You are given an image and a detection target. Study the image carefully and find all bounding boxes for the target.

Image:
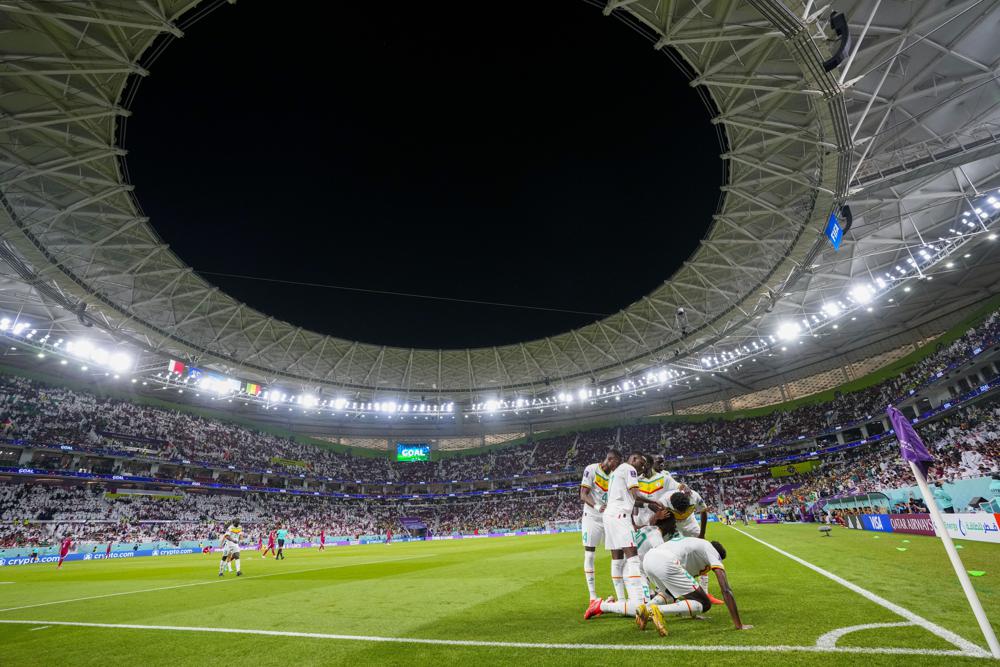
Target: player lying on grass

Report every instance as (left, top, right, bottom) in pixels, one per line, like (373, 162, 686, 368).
(585, 514, 751, 634)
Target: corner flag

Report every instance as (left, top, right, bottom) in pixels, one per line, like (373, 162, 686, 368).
(887, 405, 933, 477)
(887, 404, 1000, 658)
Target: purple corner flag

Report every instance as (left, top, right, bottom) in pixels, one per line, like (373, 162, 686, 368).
(887, 404, 933, 477)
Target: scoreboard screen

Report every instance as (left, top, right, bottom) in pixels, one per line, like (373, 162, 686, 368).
(396, 443, 431, 462)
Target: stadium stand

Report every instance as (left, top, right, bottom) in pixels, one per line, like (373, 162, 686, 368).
(2, 307, 1000, 555)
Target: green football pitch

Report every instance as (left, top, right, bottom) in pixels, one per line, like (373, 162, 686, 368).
(1, 523, 999, 665)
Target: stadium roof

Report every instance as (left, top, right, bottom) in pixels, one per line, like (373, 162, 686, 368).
(0, 0, 999, 420)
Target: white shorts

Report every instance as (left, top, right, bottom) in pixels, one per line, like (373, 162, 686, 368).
(603, 513, 636, 550)
(222, 542, 240, 557)
(635, 525, 664, 559)
(642, 547, 702, 600)
(678, 517, 701, 538)
(582, 514, 605, 549)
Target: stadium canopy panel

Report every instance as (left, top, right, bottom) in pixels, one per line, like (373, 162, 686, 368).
(0, 0, 998, 426)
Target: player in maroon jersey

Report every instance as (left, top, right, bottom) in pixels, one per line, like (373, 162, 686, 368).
(57, 536, 73, 569)
(319, 530, 326, 551)
(261, 529, 276, 558)
(105, 542, 112, 559)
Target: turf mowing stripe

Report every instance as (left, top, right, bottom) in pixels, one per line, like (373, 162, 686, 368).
(729, 526, 989, 657)
(0, 554, 429, 613)
(815, 622, 915, 648)
(0, 619, 986, 658)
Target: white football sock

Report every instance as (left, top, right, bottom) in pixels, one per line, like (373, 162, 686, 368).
(658, 599, 704, 617)
(610, 559, 626, 600)
(700, 574, 710, 593)
(624, 556, 645, 602)
(648, 591, 670, 606)
(235, 558, 241, 572)
(226, 561, 232, 572)
(584, 551, 597, 599)
(218, 560, 225, 574)
(599, 599, 635, 616)
(639, 563, 651, 600)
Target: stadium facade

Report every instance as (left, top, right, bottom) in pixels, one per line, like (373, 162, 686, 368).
(0, 0, 998, 438)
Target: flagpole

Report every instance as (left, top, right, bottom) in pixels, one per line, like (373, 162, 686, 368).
(908, 460, 1000, 658)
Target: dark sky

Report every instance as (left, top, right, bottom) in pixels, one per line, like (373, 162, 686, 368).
(125, 0, 720, 350)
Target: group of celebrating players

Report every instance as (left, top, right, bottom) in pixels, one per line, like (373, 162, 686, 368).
(217, 523, 293, 576)
(579, 450, 752, 635)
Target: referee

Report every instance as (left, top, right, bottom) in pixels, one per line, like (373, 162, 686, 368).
(275, 526, 289, 560)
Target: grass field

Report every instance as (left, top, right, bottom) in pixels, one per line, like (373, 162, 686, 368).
(2, 523, 999, 665)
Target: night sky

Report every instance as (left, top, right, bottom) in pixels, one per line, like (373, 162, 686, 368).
(125, 1, 720, 350)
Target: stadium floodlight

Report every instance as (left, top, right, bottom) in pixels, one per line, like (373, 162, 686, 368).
(0, 318, 9, 331)
(776, 321, 801, 341)
(484, 399, 498, 413)
(821, 302, 841, 317)
(11, 321, 29, 335)
(91, 347, 109, 366)
(302, 395, 319, 408)
(333, 397, 347, 410)
(109, 352, 132, 373)
(849, 283, 875, 304)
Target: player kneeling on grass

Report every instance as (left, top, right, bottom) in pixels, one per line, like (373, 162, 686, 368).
(218, 519, 243, 577)
(586, 516, 750, 634)
(634, 535, 751, 635)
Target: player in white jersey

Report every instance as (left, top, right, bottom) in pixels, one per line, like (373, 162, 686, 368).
(587, 521, 751, 634)
(218, 519, 243, 577)
(597, 452, 663, 615)
(633, 455, 682, 559)
(580, 450, 622, 601)
(638, 535, 751, 634)
(666, 489, 723, 604)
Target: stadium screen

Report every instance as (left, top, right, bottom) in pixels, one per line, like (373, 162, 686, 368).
(396, 443, 431, 462)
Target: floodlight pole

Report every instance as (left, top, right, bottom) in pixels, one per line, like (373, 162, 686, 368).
(908, 461, 1000, 658)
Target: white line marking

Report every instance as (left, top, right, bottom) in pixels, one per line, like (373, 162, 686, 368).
(27, 625, 49, 631)
(0, 555, 428, 613)
(0, 582, 13, 584)
(816, 622, 915, 648)
(729, 526, 989, 657)
(0, 619, 985, 657)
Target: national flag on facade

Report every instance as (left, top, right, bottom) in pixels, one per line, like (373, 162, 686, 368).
(887, 404, 933, 477)
(245, 382, 261, 396)
(167, 359, 185, 375)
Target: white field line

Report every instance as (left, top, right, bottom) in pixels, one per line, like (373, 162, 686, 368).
(27, 625, 49, 631)
(0, 554, 429, 613)
(815, 622, 914, 648)
(0, 619, 987, 658)
(729, 526, 989, 657)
